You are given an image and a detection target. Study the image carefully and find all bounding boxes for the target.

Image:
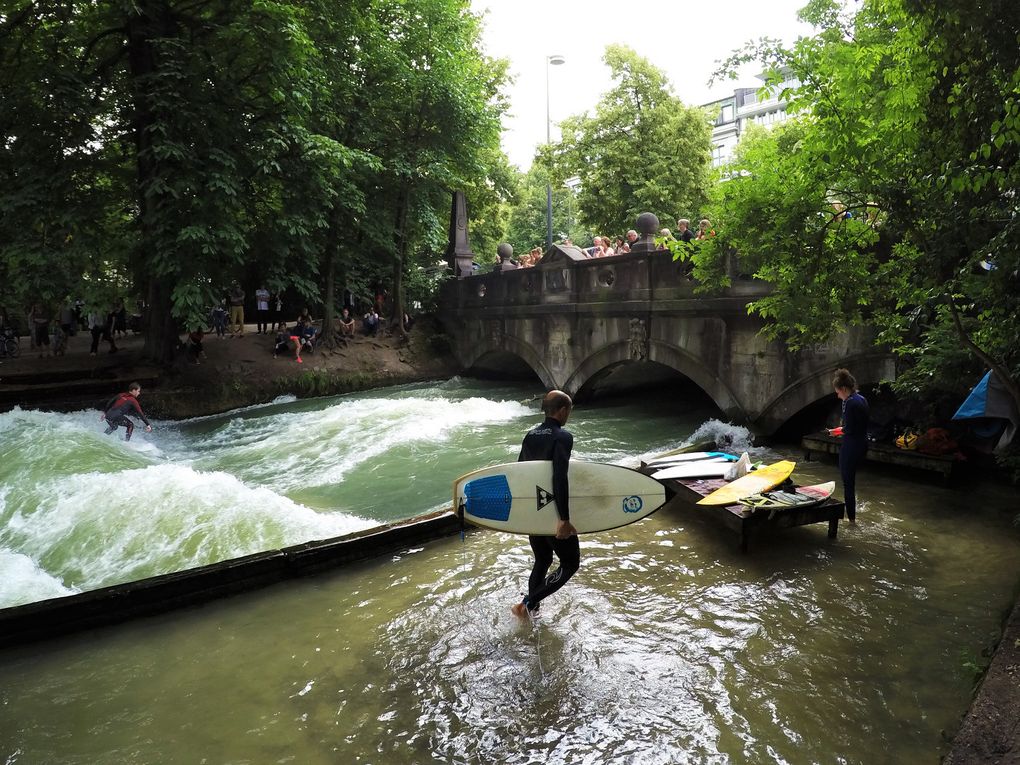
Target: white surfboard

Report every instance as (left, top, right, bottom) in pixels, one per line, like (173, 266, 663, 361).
(645, 451, 737, 468)
(651, 459, 734, 480)
(453, 461, 666, 536)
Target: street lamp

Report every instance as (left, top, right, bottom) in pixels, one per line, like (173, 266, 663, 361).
(546, 54, 566, 251)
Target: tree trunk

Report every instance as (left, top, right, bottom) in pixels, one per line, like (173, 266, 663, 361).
(317, 204, 342, 349)
(127, 1, 178, 365)
(390, 183, 411, 337)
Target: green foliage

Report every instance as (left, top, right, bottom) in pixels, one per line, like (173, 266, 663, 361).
(553, 45, 714, 237)
(504, 162, 589, 256)
(0, 0, 510, 356)
(704, 0, 1020, 416)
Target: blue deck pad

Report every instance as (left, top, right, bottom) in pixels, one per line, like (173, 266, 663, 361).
(464, 474, 513, 522)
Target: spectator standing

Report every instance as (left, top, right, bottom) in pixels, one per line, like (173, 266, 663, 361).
(676, 219, 695, 243)
(228, 283, 245, 337)
(114, 299, 127, 338)
(87, 309, 116, 355)
(59, 301, 76, 337)
(51, 323, 67, 356)
(270, 291, 283, 330)
(211, 302, 228, 339)
(30, 304, 50, 357)
(255, 285, 270, 334)
(105, 304, 120, 353)
(696, 219, 715, 240)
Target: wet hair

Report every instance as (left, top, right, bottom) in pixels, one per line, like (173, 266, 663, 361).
(832, 368, 857, 391)
(128, 382, 141, 393)
(542, 390, 573, 416)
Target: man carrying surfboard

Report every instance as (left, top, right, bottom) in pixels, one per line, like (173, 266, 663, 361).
(511, 390, 579, 619)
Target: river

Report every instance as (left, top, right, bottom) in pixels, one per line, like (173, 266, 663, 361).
(0, 378, 1017, 763)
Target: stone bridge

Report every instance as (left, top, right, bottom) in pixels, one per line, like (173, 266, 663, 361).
(437, 245, 895, 435)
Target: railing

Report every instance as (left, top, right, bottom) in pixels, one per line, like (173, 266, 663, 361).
(443, 250, 768, 311)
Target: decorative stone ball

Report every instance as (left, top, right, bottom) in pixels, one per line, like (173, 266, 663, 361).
(635, 212, 659, 236)
(497, 243, 514, 261)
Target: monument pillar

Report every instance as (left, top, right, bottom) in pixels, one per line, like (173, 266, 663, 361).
(445, 190, 476, 278)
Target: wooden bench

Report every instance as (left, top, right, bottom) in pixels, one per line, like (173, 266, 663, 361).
(801, 433, 956, 484)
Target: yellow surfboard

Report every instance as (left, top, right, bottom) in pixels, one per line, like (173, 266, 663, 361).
(696, 460, 796, 506)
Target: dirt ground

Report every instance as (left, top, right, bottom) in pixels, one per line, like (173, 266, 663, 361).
(0, 317, 458, 418)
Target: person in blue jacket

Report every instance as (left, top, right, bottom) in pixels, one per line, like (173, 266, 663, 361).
(828, 368, 870, 523)
(511, 390, 579, 619)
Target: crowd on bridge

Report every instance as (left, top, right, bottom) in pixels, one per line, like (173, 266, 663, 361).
(495, 217, 716, 272)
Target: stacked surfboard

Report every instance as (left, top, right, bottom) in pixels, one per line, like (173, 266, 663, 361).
(696, 460, 796, 505)
(644, 451, 739, 480)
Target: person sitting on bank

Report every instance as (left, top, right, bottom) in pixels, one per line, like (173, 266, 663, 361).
(337, 308, 356, 337)
(187, 328, 205, 364)
(274, 323, 302, 363)
(363, 308, 380, 336)
(299, 321, 317, 354)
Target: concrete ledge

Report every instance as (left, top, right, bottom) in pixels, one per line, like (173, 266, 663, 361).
(943, 595, 1020, 764)
(0, 509, 463, 650)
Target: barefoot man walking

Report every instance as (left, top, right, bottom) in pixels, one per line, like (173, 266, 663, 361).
(511, 390, 580, 619)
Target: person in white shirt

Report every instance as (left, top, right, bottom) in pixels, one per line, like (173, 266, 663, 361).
(255, 285, 270, 334)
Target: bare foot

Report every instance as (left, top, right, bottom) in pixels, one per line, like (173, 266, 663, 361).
(511, 602, 530, 619)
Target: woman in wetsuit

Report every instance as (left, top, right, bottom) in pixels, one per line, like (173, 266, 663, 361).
(828, 368, 870, 523)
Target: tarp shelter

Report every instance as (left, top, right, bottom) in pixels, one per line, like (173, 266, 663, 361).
(952, 370, 1020, 451)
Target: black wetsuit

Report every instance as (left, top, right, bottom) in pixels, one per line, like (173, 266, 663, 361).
(839, 392, 870, 521)
(104, 393, 151, 441)
(518, 416, 579, 612)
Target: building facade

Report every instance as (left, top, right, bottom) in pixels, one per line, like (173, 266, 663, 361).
(702, 70, 800, 167)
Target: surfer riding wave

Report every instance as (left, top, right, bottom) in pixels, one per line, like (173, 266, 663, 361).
(101, 382, 152, 441)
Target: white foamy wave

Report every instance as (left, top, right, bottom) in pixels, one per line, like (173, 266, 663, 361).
(0, 549, 78, 608)
(4, 464, 377, 593)
(190, 394, 533, 491)
(686, 419, 755, 453)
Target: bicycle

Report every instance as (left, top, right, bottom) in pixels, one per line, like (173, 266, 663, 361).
(0, 330, 20, 359)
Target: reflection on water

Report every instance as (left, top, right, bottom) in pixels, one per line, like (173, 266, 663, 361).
(1, 455, 1017, 764)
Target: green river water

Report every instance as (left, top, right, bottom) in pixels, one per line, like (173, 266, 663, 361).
(0, 378, 1017, 764)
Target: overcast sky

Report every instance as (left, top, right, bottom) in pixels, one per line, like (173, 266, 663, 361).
(469, 0, 816, 169)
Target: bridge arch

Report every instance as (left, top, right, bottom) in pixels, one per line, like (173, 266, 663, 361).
(753, 353, 897, 433)
(460, 335, 558, 392)
(562, 340, 747, 421)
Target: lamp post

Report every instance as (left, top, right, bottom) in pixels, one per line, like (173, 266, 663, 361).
(545, 54, 565, 251)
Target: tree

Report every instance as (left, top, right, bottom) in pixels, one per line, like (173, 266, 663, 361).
(553, 45, 713, 237)
(700, 0, 1020, 424)
(504, 162, 587, 256)
(1, 0, 511, 359)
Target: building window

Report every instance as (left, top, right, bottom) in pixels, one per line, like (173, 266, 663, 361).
(721, 104, 734, 123)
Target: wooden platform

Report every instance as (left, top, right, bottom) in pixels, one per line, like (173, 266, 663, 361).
(801, 433, 956, 484)
(645, 470, 845, 553)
